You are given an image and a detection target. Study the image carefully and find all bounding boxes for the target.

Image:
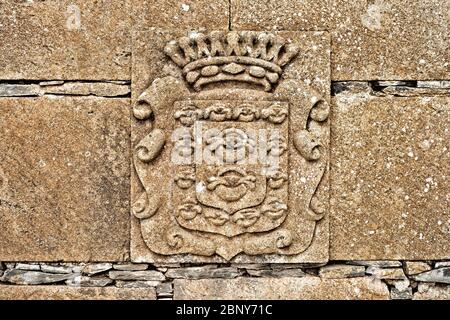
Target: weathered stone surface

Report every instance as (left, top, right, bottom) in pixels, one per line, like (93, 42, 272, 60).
(390, 280, 413, 300)
(232, 263, 272, 270)
(414, 283, 450, 300)
(42, 82, 131, 97)
(0, 1, 131, 80)
(0, 97, 130, 261)
(413, 267, 450, 284)
(377, 86, 450, 97)
(247, 269, 306, 278)
(82, 263, 113, 275)
(319, 264, 365, 279)
(113, 263, 149, 271)
(332, 82, 372, 96)
(166, 267, 244, 279)
(417, 81, 450, 89)
(133, 0, 229, 29)
(131, 29, 331, 264)
(157, 282, 174, 296)
(0, 285, 156, 300)
(0, 84, 41, 97)
(231, 0, 450, 80)
(173, 277, 390, 300)
(65, 275, 112, 287)
(108, 270, 165, 281)
(366, 267, 407, 280)
(115, 280, 161, 288)
(435, 261, 450, 268)
(14, 263, 41, 271)
(40, 265, 73, 274)
(347, 261, 402, 268)
(331, 95, 450, 260)
(0, 269, 77, 285)
(404, 261, 432, 276)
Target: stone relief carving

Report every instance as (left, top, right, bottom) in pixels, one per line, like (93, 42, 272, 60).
(131, 30, 330, 262)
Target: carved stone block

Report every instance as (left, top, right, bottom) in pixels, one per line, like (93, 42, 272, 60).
(131, 30, 330, 263)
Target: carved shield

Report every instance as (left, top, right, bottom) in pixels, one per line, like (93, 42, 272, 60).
(171, 99, 289, 238)
(131, 30, 330, 262)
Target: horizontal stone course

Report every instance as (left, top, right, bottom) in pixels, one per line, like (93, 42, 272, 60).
(0, 285, 156, 300)
(173, 277, 390, 300)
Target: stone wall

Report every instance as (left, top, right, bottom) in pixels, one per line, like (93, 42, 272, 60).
(0, 0, 448, 300)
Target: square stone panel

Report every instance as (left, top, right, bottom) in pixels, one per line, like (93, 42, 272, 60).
(0, 97, 130, 261)
(231, 0, 450, 80)
(0, 0, 131, 80)
(131, 29, 331, 263)
(330, 95, 450, 260)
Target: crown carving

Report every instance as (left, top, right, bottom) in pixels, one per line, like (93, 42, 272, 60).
(164, 31, 299, 92)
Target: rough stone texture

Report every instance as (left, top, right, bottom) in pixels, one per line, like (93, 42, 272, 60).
(173, 277, 390, 300)
(231, 0, 450, 80)
(0, 97, 130, 261)
(0, 1, 131, 80)
(319, 264, 365, 279)
(331, 95, 450, 260)
(113, 263, 149, 271)
(366, 267, 407, 280)
(247, 269, 306, 278)
(390, 280, 413, 300)
(82, 263, 113, 275)
(0, 269, 77, 285)
(0, 285, 156, 300)
(377, 86, 450, 97)
(108, 270, 165, 281)
(414, 283, 450, 300)
(0, 84, 41, 97)
(131, 29, 331, 263)
(413, 267, 450, 284)
(115, 280, 161, 288)
(132, 0, 229, 29)
(65, 276, 113, 287)
(404, 261, 432, 276)
(348, 260, 402, 268)
(41, 82, 131, 97)
(157, 282, 174, 296)
(14, 263, 41, 271)
(40, 265, 73, 274)
(435, 261, 450, 268)
(165, 267, 244, 279)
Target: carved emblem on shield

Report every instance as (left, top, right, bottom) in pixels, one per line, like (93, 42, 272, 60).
(131, 30, 330, 262)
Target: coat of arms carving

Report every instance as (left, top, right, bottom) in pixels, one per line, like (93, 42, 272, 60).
(131, 30, 330, 263)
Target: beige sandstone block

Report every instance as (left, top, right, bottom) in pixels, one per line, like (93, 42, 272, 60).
(131, 29, 331, 263)
(133, 0, 229, 29)
(0, 97, 130, 261)
(413, 283, 450, 300)
(231, 0, 450, 80)
(330, 95, 450, 260)
(404, 261, 432, 276)
(173, 277, 390, 300)
(0, 285, 156, 300)
(0, 0, 131, 80)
